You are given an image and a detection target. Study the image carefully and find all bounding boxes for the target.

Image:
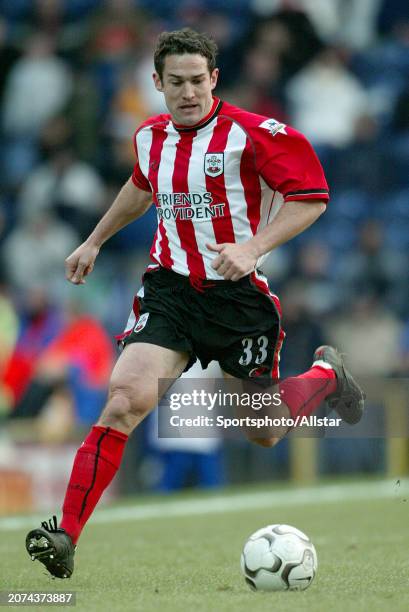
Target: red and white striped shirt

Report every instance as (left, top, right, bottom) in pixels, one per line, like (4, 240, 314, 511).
(132, 97, 329, 280)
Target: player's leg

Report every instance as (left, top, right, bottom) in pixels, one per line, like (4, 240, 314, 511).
(216, 274, 289, 447)
(223, 344, 364, 448)
(26, 342, 189, 578)
(97, 342, 188, 433)
(265, 344, 364, 447)
(215, 273, 364, 448)
(221, 371, 287, 447)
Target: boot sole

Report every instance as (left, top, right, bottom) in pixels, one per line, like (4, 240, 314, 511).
(26, 529, 73, 579)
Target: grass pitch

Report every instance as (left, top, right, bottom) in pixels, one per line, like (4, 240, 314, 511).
(1, 478, 408, 612)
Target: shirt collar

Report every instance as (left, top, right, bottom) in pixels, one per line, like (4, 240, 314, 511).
(172, 97, 222, 132)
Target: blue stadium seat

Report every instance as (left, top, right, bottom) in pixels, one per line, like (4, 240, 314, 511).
(384, 219, 409, 248)
(328, 190, 371, 222)
(112, 205, 157, 251)
(388, 189, 409, 219)
(324, 219, 359, 252)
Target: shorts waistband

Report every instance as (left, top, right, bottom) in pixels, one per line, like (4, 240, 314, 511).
(151, 266, 251, 291)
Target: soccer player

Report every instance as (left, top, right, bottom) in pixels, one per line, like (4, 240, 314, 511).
(25, 28, 364, 579)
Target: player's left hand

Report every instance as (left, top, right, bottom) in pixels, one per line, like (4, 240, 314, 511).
(207, 242, 259, 281)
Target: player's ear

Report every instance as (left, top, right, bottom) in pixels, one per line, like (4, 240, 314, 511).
(153, 72, 164, 92)
(210, 68, 219, 91)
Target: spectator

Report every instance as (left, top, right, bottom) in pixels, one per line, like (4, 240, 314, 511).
(249, 9, 322, 81)
(0, 283, 18, 413)
(377, 0, 409, 35)
(327, 294, 402, 376)
(335, 219, 408, 313)
(286, 47, 370, 147)
(2, 209, 79, 292)
(1, 33, 73, 137)
(290, 0, 381, 50)
(396, 319, 409, 375)
(1, 286, 64, 411)
(18, 144, 106, 240)
(220, 45, 286, 119)
(0, 17, 21, 103)
(290, 241, 339, 315)
(330, 116, 392, 193)
(85, 0, 148, 116)
(10, 299, 115, 431)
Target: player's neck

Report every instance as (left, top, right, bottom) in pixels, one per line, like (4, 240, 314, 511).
(172, 96, 220, 131)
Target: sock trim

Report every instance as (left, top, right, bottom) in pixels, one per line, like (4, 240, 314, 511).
(311, 360, 335, 372)
(78, 426, 111, 521)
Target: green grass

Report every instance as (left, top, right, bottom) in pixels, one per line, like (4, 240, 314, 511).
(1, 481, 408, 612)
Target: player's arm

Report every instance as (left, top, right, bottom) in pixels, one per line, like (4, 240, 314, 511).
(208, 199, 325, 281)
(209, 122, 329, 281)
(65, 178, 152, 285)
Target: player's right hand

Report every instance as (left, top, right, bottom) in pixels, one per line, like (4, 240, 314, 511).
(65, 242, 100, 285)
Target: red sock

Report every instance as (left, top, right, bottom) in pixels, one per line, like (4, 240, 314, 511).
(60, 425, 128, 544)
(279, 366, 337, 420)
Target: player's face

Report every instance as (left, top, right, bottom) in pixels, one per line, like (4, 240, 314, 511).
(153, 54, 218, 126)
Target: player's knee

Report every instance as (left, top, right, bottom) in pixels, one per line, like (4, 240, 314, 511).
(250, 436, 281, 448)
(100, 382, 154, 431)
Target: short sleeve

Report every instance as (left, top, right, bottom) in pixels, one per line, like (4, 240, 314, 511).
(253, 120, 329, 203)
(131, 130, 152, 192)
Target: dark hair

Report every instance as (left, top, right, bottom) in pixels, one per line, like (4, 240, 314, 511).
(154, 28, 218, 80)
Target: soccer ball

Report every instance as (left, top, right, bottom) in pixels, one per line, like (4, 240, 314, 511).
(241, 524, 317, 592)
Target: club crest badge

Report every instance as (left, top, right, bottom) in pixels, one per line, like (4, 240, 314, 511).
(249, 366, 269, 378)
(134, 312, 149, 333)
(204, 153, 224, 177)
(259, 118, 287, 137)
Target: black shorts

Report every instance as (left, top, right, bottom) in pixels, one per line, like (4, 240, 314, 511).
(119, 266, 285, 380)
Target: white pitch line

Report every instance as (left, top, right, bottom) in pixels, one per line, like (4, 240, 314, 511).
(0, 479, 406, 532)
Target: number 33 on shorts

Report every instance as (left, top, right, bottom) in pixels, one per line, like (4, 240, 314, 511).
(238, 335, 269, 366)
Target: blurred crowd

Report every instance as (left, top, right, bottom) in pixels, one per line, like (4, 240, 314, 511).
(0, 0, 408, 486)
